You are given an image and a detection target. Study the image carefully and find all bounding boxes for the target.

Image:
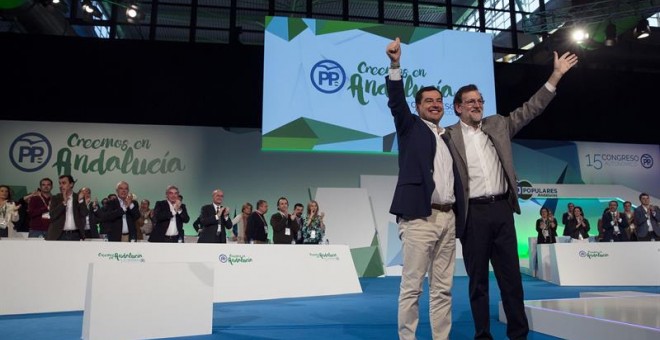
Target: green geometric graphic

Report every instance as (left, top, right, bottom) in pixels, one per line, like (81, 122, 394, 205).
(265, 16, 446, 44)
(263, 117, 379, 151)
(350, 234, 385, 277)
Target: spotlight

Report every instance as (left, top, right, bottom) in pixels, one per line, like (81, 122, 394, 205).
(81, 0, 102, 18)
(571, 28, 589, 43)
(125, 3, 144, 23)
(604, 22, 616, 47)
(634, 19, 651, 39)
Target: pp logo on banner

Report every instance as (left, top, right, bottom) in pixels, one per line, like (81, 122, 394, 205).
(9, 132, 52, 172)
(310, 60, 346, 94)
(640, 153, 653, 169)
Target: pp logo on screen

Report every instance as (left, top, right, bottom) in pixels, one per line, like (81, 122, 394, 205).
(516, 180, 533, 200)
(640, 154, 653, 169)
(310, 60, 346, 94)
(9, 132, 52, 172)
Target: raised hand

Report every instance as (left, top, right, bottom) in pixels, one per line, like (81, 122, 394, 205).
(386, 37, 401, 63)
(554, 51, 579, 75)
(548, 51, 578, 87)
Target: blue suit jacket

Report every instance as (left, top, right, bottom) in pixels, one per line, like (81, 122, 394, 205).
(386, 76, 464, 226)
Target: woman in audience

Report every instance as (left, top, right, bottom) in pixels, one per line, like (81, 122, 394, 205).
(231, 202, 253, 243)
(536, 207, 557, 244)
(303, 200, 326, 244)
(568, 206, 590, 242)
(0, 185, 21, 239)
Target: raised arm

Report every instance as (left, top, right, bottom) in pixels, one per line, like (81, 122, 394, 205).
(386, 37, 401, 66)
(547, 51, 579, 88)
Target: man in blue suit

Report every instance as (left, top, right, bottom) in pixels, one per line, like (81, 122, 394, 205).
(386, 37, 463, 340)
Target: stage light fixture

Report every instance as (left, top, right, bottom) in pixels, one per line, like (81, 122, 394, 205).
(634, 19, 651, 39)
(571, 28, 589, 43)
(125, 3, 144, 23)
(81, 0, 102, 18)
(604, 22, 617, 46)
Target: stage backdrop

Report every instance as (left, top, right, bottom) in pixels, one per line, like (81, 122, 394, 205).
(262, 16, 495, 153)
(2, 120, 658, 276)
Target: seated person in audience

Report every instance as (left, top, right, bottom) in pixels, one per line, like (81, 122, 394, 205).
(567, 206, 590, 241)
(634, 193, 660, 241)
(600, 200, 629, 242)
(622, 201, 637, 241)
(535, 207, 557, 244)
(303, 200, 326, 244)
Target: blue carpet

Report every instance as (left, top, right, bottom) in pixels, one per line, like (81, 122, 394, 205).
(1, 274, 658, 339)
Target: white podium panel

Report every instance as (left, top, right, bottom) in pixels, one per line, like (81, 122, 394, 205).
(82, 262, 214, 340)
(536, 242, 660, 286)
(0, 241, 362, 315)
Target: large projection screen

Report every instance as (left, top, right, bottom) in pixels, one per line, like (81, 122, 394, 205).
(262, 16, 496, 153)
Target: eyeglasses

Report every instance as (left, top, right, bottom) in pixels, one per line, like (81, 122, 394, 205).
(463, 99, 485, 106)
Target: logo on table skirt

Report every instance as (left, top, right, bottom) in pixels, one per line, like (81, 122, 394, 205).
(218, 253, 253, 265)
(309, 252, 339, 261)
(578, 250, 609, 259)
(97, 252, 145, 262)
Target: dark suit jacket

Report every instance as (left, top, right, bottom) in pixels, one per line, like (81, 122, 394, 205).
(634, 205, 660, 238)
(246, 211, 268, 243)
(561, 212, 574, 236)
(601, 210, 629, 241)
(46, 192, 89, 240)
(99, 199, 140, 241)
(445, 85, 555, 238)
(196, 204, 233, 243)
(84, 203, 101, 239)
(566, 218, 590, 239)
(270, 212, 299, 244)
(149, 200, 190, 243)
(386, 77, 465, 226)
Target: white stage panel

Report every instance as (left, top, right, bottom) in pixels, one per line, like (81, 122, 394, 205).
(0, 240, 362, 315)
(499, 293, 660, 340)
(536, 242, 660, 286)
(82, 262, 214, 340)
